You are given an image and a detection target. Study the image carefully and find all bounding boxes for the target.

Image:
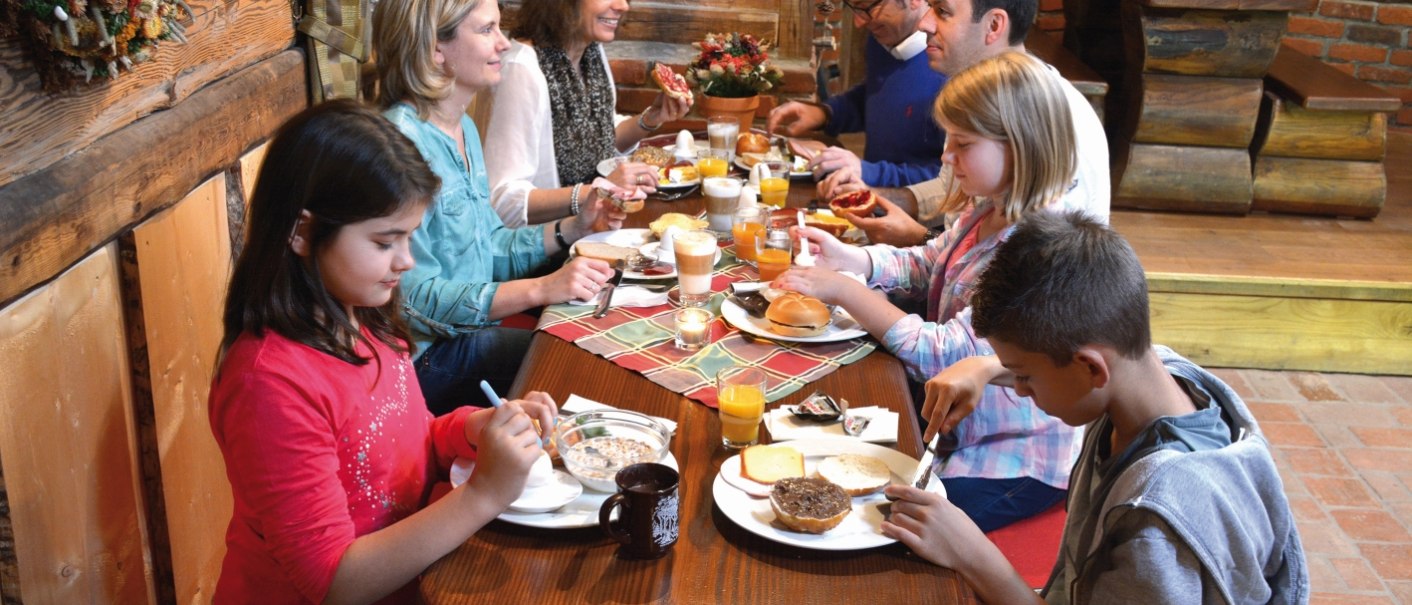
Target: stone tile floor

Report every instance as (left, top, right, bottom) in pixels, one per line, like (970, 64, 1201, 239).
(1209, 368, 1412, 604)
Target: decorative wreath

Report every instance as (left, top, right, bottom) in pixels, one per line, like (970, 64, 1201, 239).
(1, 0, 192, 90)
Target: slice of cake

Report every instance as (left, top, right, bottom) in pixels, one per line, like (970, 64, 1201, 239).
(740, 444, 804, 484)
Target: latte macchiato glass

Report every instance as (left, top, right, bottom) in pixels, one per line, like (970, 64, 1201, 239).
(673, 229, 717, 308)
(706, 116, 739, 161)
(701, 177, 743, 234)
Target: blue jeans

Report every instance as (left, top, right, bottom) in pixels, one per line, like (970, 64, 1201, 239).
(414, 327, 533, 416)
(940, 476, 1066, 533)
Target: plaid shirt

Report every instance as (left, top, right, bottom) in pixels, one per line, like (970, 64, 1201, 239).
(864, 200, 1082, 488)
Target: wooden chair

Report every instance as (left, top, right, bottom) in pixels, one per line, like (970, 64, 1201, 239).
(1251, 44, 1401, 218)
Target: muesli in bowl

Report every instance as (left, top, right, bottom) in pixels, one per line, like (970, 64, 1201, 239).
(553, 409, 671, 492)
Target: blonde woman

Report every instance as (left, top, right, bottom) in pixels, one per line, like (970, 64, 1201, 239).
(374, 0, 624, 415)
(774, 52, 1084, 532)
(472, 0, 694, 227)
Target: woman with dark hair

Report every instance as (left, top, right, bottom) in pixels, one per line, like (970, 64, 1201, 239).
(210, 99, 555, 604)
(374, 0, 627, 415)
(472, 0, 694, 227)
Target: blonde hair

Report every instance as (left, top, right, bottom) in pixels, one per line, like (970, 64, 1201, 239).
(934, 51, 1077, 223)
(372, 0, 482, 118)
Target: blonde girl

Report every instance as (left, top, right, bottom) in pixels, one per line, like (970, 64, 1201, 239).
(774, 51, 1084, 532)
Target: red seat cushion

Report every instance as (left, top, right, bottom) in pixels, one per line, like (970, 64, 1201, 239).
(985, 501, 1066, 589)
(499, 312, 540, 330)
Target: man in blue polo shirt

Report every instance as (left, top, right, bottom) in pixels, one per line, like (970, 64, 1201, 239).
(766, 0, 946, 192)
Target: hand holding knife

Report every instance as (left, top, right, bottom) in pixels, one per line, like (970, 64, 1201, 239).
(592, 264, 626, 319)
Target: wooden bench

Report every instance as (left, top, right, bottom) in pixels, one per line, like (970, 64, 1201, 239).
(1026, 30, 1109, 125)
(1251, 44, 1401, 218)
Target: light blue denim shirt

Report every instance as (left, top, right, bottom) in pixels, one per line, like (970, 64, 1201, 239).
(385, 103, 551, 358)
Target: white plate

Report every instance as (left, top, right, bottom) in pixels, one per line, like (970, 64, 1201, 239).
(570, 229, 665, 280)
(596, 157, 700, 190)
(720, 298, 868, 343)
(453, 463, 584, 513)
(451, 453, 680, 528)
(734, 153, 811, 178)
(711, 440, 946, 551)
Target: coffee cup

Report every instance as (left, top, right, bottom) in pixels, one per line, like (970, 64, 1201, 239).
(702, 177, 743, 235)
(673, 229, 717, 308)
(599, 463, 680, 559)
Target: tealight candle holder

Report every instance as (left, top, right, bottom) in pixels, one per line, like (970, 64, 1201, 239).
(674, 307, 712, 351)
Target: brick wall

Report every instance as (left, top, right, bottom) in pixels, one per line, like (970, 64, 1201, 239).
(1285, 1, 1411, 127)
(1038, 0, 1412, 127)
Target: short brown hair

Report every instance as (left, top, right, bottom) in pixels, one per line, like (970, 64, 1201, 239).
(970, 210, 1151, 365)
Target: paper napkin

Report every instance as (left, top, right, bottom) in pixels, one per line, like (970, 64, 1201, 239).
(765, 406, 897, 443)
(567, 285, 670, 309)
(562, 394, 679, 435)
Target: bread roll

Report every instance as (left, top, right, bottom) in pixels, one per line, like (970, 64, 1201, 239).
(769, 477, 851, 533)
(816, 454, 892, 497)
(765, 292, 831, 338)
(573, 242, 636, 263)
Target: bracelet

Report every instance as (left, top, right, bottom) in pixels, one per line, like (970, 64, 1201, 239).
(554, 220, 571, 251)
(569, 183, 583, 216)
(636, 109, 661, 132)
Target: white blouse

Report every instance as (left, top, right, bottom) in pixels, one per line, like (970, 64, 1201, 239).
(472, 40, 628, 227)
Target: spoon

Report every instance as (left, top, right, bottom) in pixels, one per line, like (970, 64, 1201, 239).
(839, 397, 870, 437)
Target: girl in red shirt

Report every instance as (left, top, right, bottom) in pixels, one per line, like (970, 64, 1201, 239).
(209, 99, 557, 604)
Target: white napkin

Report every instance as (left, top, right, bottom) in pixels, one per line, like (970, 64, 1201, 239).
(562, 394, 678, 434)
(765, 406, 897, 443)
(568, 285, 669, 308)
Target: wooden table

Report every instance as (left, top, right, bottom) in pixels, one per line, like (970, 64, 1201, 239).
(418, 182, 979, 604)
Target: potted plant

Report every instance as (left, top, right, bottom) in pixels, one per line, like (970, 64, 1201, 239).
(686, 32, 785, 131)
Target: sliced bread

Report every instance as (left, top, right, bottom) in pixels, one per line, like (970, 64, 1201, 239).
(573, 241, 636, 263)
(770, 477, 851, 533)
(816, 454, 892, 497)
(740, 444, 804, 484)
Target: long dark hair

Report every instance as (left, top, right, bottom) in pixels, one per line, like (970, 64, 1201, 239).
(512, 0, 590, 49)
(222, 99, 440, 365)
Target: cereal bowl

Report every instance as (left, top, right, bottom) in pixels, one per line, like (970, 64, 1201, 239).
(554, 410, 671, 492)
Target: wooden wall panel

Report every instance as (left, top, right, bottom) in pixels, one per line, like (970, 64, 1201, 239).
(0, 245, 156, 605)
(0, 0, 295, 187)
(498, 0, 812, 58)
(126, 177, 234, 605)
(0, 50, 308, 310)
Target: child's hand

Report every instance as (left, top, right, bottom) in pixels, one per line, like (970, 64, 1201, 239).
(922, 357, 989, 442)
(789, 225, 870, 275)
(880, 484, 988, 569)
(515, 390, 559, 445)
(540, 256, 613, 304)
(770, 265, 867, 307)
(466, 400, 543, 509)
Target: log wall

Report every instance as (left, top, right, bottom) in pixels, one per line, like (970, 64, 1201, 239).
(0, 0, 305, 595)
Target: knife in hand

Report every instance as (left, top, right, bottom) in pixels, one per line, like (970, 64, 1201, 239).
(592, 266, 626, 319)
(911, 431, 944, 490)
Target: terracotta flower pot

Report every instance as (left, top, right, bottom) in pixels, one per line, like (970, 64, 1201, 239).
(696, 94, 760, 133)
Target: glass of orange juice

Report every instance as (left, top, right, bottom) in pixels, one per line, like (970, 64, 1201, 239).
(732, 207, 766, 264)
(717, 366, 767, 449)
(756, 227, 793, 282)
(696, 149, 730, 179)
(757, 160, 791, 208)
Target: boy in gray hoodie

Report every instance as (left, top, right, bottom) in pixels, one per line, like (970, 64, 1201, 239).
(882, 211, 1308, 604)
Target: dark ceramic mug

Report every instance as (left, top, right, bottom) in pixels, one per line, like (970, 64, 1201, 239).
(599, 463, 680, 559)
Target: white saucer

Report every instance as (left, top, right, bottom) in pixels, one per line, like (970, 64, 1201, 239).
(508, 470, 584, 514)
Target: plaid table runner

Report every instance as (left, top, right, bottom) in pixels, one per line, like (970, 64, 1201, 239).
(537, 249, 877, 408)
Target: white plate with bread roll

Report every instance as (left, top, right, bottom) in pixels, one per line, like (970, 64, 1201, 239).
(720, 297, 867, 343)
(711, 440, 946, 550)
(572, 229, 666, 279)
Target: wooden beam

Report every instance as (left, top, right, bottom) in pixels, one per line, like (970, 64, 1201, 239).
(0, 50, 307, 309)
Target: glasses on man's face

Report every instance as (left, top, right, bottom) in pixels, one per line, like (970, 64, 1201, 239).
(842, 0, 886, 18)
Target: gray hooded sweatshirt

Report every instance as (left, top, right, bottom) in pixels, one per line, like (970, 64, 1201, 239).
(1041, 346, 1308, 604)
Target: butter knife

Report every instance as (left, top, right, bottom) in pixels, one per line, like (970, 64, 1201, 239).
(592, 267, 626, 319)
(911, 431, 942, 490)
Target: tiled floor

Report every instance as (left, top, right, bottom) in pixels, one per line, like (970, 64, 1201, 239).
(1209, 368, 1412, 604)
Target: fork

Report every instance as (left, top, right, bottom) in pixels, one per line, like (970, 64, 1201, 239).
(651, 184, 699, 201)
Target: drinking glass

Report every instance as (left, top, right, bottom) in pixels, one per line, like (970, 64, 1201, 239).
(756, 227, 793, 282)
(701, 177, 743, 235)
(695, 148, 730, 179)
(706, 115, 740, 161)
(732, 206, 766, 264)
(673, 229, 717, 308)
(757, 160, 792, 208)
(673, 307, 712, 350)
(717, 366, 767, 449)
